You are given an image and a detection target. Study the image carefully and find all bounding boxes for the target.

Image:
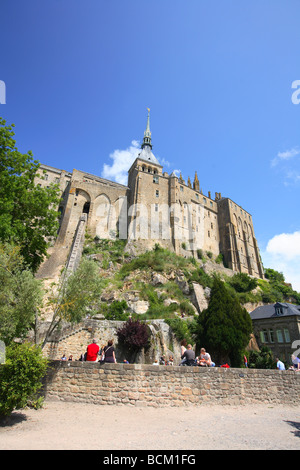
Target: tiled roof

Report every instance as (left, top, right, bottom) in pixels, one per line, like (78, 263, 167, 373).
(250, 302, 300, 320)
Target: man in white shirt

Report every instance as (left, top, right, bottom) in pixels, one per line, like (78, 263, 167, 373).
(276, 358, 285, 370)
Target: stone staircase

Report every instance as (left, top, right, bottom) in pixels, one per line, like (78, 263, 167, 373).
(65, 213, 87, 277)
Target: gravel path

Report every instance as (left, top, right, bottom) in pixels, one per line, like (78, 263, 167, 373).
(1, 401, 300, 450)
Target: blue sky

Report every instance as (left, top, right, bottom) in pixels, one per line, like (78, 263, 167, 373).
(1, 0, 300, 290)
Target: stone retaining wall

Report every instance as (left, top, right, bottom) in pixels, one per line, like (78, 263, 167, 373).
(43, 361, 300, 407)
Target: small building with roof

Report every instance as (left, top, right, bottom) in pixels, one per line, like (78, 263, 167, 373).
(250, 302, 300, 362)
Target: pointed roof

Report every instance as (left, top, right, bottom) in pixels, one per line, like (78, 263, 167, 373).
(141, 108, 152, 149)
(138, 108, 160, 165)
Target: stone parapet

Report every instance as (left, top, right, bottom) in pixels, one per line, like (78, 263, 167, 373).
(42, 361, 300, 407)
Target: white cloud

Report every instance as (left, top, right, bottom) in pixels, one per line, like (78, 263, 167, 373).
(101, 140, 141, 186)
(261, 231, 300, 292)
(277, 148, 300, 160)
(266, 231, 300, 259)
(284, 170, 300, 186)
(159, 157, 171, 167)
(271, 147, 300, 167)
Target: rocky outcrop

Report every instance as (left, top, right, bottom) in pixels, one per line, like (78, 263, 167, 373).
(151, 272, 168, 286)
(192, 283, 210, 312)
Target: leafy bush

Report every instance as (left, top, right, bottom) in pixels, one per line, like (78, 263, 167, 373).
(165, 317, 193, 344)
(264, 268, 285, 283)
(188, 268, 214, 288)
(179, 299, 195, 316)
(103, 300, 129, 321)
(228, 272, 258, 293)
(116, 319, 150, 353)
(248, 346, 276, 369)
(0, 343, 48, 417)
(215, 253, 224, 265)
(83, 238, 127, 263)
(117, 245, 192, 279)
(261, 268, 300, 304)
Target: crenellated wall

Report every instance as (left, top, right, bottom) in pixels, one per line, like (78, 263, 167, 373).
(42, 361, 300, 407)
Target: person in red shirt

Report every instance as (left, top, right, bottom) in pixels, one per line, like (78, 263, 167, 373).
(86, 339, 100, 362)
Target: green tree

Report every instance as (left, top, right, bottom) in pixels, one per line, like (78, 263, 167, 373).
(42, 258, 104, 348)
(194, 276, 253, 366)
(228, 272, 258, 293)
(0, 118, 60, 272)
(0, 342, 48, 417)
(264, 268, 285, 283)
(0, 243, 43, 346)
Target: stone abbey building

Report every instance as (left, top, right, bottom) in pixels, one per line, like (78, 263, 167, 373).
(36, 111, 264, 280)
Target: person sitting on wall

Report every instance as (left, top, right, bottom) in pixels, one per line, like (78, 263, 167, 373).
(290, 355, 300, 371)
(160, 355, 166, 365)
(180, 344, 195, 366)
(86, 339, 100, 362)
(198, 348, 214, 367)
(102, 340, 117, 363)
(179, 339, 187, 365)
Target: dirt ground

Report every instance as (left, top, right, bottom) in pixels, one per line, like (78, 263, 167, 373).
(1, 400, 300, 451)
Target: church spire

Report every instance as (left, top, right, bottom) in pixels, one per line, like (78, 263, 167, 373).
(193, 171, 200, 191)
(141, 108, 152, 149)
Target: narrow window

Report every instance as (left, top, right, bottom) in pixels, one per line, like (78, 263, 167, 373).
(284, 329, 290, 342)
(260, 330, 268, 343)
(276, 329, 284, 343)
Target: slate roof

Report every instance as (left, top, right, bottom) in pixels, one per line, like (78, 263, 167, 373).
(250, 302, 300, 320)
(137, 145, 161, 166)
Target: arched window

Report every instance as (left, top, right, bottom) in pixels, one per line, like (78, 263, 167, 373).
(83, 201, 90, 215)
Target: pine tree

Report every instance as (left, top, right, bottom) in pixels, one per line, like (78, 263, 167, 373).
(195, 276, 252, 366)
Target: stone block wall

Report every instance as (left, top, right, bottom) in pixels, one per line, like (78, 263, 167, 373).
(42, 362, 300, 407)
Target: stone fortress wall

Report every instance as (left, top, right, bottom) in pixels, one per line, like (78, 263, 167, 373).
(35, 111, 264, 282)
(43, 361, 300, 407)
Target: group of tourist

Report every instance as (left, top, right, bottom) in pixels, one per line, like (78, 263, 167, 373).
(61, 339, 118, 363)
(179, 339, 215, 367)
(61, 338, 300, 370)
(154, 340, 216, 367)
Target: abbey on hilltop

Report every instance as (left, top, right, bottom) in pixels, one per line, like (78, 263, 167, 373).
(36, 110, 264, 280)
